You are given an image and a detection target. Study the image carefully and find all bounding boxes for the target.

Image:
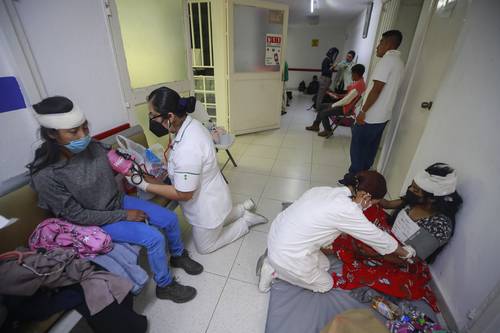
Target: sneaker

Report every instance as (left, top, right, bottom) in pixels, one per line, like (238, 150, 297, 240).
(156, 279, 197, 303)
(337, 173, 351, 186)
(317, 130, 333, 138)
(258, 258, 275, 293)
(243, 210, 268, 228)
(305, 123, 320, 132)
(241, 198, 256, 211)
(170, 250, 203, 275)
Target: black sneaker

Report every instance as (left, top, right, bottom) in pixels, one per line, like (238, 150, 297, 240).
(337, 173, 352, 186)
(156, 279, 197, 303)
(170, 250, 204, 275)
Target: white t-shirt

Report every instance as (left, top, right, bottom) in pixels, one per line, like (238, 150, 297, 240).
(167, 115, 232, 229)
(267, 187, 398, 278)
(364, 50, 405, 124)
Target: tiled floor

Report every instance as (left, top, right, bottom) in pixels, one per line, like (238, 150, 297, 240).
(73, 94, 353, 333)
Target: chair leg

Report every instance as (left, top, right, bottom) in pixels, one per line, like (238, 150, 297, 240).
(226, 149, 238, 167)
(221, 171, 228, 184)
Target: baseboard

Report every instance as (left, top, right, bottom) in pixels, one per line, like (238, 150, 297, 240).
(429, 279, 459, 331)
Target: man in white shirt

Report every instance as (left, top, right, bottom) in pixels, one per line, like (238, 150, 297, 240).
(346, 30, 405, 177)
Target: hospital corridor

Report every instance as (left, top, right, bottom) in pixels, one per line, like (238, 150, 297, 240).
(1, 0, 499, 333)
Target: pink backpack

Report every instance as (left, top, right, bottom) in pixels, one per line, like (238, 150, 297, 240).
(29, 218, 113, 258)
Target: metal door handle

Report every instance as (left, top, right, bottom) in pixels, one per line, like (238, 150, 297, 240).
(421, 101, 433, 110)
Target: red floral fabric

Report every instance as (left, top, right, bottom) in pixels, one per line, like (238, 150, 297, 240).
(330, 205, 439, 312)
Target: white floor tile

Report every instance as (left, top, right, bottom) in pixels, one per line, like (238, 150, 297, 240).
(253, 197, 283, 233)
(270, 160, 311, 181)
(232, 155, 275, 175)
(235, 133, 258, 144)
(252, 134, 285, 147)
(230, 231, 268, 285)
(281, 133, 313, 149)
(135, 270, 226, 333)
(207, 279, 269, 333)
(184, 234, 243, 277)
(262, 176, 310, 202)
(226, 171, 269, 197)
(242, 144, 280, 159)
(311, 164, 346, 184)
(312, 148, 349, 168)
(231, 192, 258, 206)
(276, 147, 312, 164)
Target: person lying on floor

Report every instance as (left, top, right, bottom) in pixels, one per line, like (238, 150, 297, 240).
(323, 163, 462, 312)
(306, 64, 367, 138)
(126, 87, 267, 255)
(258, 170, 416, 293)
(28, 96, 203, 304)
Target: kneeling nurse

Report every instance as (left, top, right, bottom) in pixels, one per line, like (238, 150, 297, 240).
(130, 87, 267, 254)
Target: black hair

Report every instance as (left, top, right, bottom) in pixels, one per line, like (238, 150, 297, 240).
(351, 64, 365, 76)
(391, 162, 463, 263)
(382, 30, 403, 49)
(147, 87, 196, 118)
(347, 50, 356, 58)
(27, 96, 74, 175)
(312, 75, 318, 80)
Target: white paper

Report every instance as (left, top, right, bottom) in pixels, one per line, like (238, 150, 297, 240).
(0, 215, 18, 229)
(391, 210, 420, 243)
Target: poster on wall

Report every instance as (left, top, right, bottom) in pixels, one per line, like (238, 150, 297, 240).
(265, 34, 282, 66)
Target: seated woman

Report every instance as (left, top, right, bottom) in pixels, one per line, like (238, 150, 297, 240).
(127, 87, 267, 255)
(327, 163, 462, 311)
(28, 96, 203, 304)
(258, 171, 416, 293)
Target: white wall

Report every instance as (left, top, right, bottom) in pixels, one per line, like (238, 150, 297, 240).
(0, 23, 40, 182)
(343, 0, 383, 74)
(0, 0, 128, 183)
(285, 24, 345, 89)
(404, 0, 500, 329)
(393, 0, 424, 63)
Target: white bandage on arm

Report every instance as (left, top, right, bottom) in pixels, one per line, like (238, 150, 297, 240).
(331, 89, 359, 109)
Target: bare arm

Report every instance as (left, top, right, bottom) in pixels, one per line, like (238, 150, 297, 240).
(362, 80, 385, 113)
(380, 198, 404, 209)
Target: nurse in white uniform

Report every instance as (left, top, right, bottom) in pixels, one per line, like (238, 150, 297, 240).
(259, 171, 416, 293)
(131, 87, 267, 254)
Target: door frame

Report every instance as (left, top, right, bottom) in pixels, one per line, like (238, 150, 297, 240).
(376, 0, 435, 177)
(226, 0, 288, 134)
(105, 0, 195, 125)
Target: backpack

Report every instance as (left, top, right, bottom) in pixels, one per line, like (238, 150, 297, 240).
(306, 80, 319, 95)
(29, 218, 113, 258)
(298, 81, 306, 92)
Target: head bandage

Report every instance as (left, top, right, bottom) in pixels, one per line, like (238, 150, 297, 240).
(34, 105, 86, 129)
(414, 169, 457, 196)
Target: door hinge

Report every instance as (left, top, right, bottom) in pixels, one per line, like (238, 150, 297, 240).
(104, 0, 112, 17)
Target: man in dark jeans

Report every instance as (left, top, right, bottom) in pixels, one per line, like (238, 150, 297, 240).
(342, 30, 405, 180)
(306, 64, 366, 138)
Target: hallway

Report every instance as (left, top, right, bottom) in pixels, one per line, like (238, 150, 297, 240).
(130, 94, 351, 333)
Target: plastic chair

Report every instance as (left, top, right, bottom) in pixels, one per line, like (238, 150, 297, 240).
(191, 101, 237, 183)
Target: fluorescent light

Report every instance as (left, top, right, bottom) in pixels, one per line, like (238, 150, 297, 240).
(310, 0, 314, 13)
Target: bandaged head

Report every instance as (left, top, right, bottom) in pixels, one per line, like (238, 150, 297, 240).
(33, 96, 86, 129)
(413, 164, 457, 196)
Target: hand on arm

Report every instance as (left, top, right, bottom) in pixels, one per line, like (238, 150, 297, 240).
(146, 183, 194, 201)
(379, 198, 404, 209)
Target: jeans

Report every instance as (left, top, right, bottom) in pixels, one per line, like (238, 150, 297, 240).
(102, 195, 183, 287)
(316, 76, 332, 108)
(349, 122, 388, 174)
(314, 104, 344, 131)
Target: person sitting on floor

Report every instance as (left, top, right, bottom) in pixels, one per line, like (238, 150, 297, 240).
(28, 96, 203, 304)
(258, 171, 416, 293)
(306, 64, 367, 138)
(324, 163, 462, 312)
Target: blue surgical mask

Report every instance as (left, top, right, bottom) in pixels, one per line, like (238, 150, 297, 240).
(64, 135, 91, 154)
